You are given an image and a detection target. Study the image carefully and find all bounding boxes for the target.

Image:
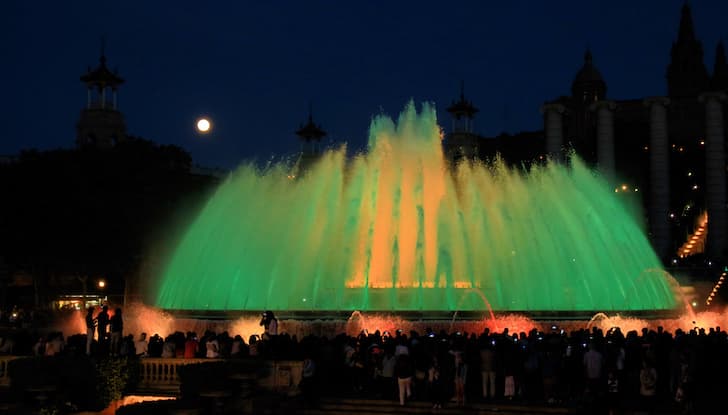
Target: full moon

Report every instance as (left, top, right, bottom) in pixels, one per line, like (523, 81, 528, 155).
(196, 118, 211, 133)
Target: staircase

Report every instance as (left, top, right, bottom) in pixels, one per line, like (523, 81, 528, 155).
(292, 398, 576, 415)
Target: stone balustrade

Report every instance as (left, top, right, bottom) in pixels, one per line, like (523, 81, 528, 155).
(138, 358, 302, 393)
(138, 358, 212, 391)
(0, 356, 303, 394)
(0, 356, 22, 386)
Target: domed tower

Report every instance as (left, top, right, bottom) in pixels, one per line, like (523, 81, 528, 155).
(76, 43, 126, 148)
(293, 105, 327, 176)
(444, 81, 480, 162)
(571, 49, 607, 104)
(667, 2, 709, 97)
(569, 49, 606, 164)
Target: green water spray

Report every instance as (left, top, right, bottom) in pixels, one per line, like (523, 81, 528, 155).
(156, 102, 677, 312)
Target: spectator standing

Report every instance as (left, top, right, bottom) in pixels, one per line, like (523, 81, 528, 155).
(453, 352, 468, 406)
(606, 368, 620, 415)
(161, 335, 176, 358)
(583, 342, 604, 397)
(134, 332, 148, 357)
(45, 333, 64, 356)
(148, 334, 163, 357)
(428, 355, 445, 409)
(260, 311, 278, 336)
(85, 307, 96, 356)
(96, 305, 110, 349)
(249, 335, 259, 357)
(206, 334, 220, 358)
(379, 349, 396, 399)
(109, 308, 123, 356)
(395, 353, 413, 406)
(639, 359, 658, 413)
(480, 340, 496, 400)
(184, 332, 199, 358)
(231, 335, 244, 357)
(120, 334, 135, 356)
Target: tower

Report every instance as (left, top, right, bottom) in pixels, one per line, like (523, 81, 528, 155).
(444, 81, 479, 162)
(666, 2, 709, 97)
(293, 105, 327, 176)
(571, 49, 607, 104)
(447, 80, 478, 133)
(76, 43, 126, 148)
(712, 40, 728, 92)
(568, 49, 606, 164)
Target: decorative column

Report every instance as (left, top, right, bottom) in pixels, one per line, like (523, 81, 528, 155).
(699, 92, 728, 261)
(590, 100, 617, 179)
(644, 97, 671, 260)
(540, 103, 566, 161)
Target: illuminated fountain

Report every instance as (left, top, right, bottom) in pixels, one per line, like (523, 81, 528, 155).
(155, 102, 677, 316)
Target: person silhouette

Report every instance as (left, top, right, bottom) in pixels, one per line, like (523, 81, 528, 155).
(109, 308, 123, 356)
(85, 306, 97, 355)
(259, 311, 278, 336)
(96, 305, 110, 354)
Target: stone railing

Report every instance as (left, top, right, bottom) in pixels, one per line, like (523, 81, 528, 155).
(138, 358, 211, 391)
(137, 358, 303, 394)
(0, 356, 22, 386)
(0, 356, 303, 394)
(258, 360, 303, 394)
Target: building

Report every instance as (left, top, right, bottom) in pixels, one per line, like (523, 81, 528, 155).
(445, 2, 728, 272)
(0, 43, 222, 311)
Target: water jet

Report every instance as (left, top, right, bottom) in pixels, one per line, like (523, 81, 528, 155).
(156, 102, 677, 318)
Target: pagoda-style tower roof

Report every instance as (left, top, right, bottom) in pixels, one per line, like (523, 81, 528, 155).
(80, 54, 124, 88)
(447, 81, 478, 119)
(295, 112, 327, 142)
(76, 42, 127, 148)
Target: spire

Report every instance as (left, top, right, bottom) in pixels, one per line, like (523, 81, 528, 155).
(295, 104, 326, 142)
(678, 1, 696, 43)
(712, 40, 728, 91)
(584, 48, 593, 64)
(667, 1, 708, 96)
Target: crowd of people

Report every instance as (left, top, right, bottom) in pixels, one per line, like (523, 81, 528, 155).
(302, 324, 721, 414)
(3, 306, 728, 413)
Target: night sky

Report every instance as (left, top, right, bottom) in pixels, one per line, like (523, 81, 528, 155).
(3, 1, 727, 169)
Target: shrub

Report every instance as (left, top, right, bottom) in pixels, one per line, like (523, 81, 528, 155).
(95, 356, 140, 407)
(7, 355, 140, 411)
